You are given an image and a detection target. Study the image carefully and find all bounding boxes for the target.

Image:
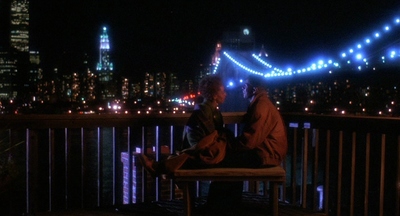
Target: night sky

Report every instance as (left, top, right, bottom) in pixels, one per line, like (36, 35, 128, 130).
(2, 0, 400, 79)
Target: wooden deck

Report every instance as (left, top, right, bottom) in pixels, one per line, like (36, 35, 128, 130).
(35, 193, 327, 216)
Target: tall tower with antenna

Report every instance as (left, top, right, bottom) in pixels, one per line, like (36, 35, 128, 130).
(97, 27, 113, 72)
(96, 27, 116, 100)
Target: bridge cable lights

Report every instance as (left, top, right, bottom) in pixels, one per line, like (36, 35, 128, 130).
(223, 52, 265, 76)
(213, 58, 221, 74)
(219, 13, 400, 79)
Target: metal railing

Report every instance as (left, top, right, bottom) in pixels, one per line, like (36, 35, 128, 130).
(0, 113, 399, 216)
(283, 114, 400, 216)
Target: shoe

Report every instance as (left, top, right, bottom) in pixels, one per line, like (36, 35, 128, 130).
(138, 154, 157, 177)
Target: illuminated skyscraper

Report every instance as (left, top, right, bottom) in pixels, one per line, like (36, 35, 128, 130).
(143, 72, 154, 97)
(0, 52, 18, 99)
(155, 72, 167, 99)
(121, 77, 129, 100)
(97, 27, 113, 72)
(28, 51, 41, 100)
(96, 27, 116, 100)
(10, 0, 29, 52)
(167, 72, 180, 97)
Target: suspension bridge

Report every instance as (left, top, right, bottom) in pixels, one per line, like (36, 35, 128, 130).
(212, 14, 400, 87)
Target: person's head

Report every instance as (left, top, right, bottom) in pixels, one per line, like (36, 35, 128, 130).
(242, 74, 266, 100)
(198, 75, 226, 105)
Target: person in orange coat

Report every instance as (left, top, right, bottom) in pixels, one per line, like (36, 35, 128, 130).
(237, 74, 288, 166)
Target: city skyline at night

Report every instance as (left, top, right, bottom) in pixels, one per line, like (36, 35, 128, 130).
(2, 1, 400, 77)
(2, 1, 400, 116)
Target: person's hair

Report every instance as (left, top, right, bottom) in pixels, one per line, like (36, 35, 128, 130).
(198, 75, 223, 101)
(195, 95, 204, 104)
(246, 74, 266, 88)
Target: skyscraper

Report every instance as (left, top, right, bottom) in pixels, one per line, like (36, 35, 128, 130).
(28, 51, 41, 100)
(97, 27, 113, 72)
(0, 0, 30, 99)
(96, 27, 116, 100)
(7, 0, 37, 100)
(81, 53, 97, 102)
(10, 0, 29, 52)
(0, 52, 18, 99)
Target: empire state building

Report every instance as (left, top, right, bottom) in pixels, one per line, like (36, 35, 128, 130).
(96, 27, 116, 100)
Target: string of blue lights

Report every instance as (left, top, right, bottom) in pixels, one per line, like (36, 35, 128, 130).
(215, 14, 400, 80)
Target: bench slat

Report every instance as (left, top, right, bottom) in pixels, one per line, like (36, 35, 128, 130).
(174, 167, 285, 178)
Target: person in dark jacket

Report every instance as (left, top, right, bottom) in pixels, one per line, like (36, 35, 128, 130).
(183, 76, 226, 149)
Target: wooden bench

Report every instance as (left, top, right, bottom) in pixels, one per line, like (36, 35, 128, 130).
(174, 166, 286, 216)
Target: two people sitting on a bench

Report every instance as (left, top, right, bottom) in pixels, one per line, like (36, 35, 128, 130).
(139, 74, 287, 210)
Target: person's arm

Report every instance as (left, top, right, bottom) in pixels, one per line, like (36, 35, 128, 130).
(186, 108, 216, 147)
(186, 124, 206, 147)
(238, 101, 272, 149)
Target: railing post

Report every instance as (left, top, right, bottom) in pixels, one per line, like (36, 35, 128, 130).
(127, 126, 132, 204)
(379, 134, 386, 216)
(155, 126, 160, 201)
(141, 126, 147, 202)
(291, 126, 297, 206)
(301, 127, 308, 208)
(364, 133, 371, 216)
(169, 125, 175, 200)
(48, 128, 54, 211)
(80, 127, 84, 208)
(97, 127, 102, 206)
(26, 128, 30, 214)
(324, 130, 330, 214)
(312, 129, 319, 211)
(64, 128, 69, 209)
(350, 132, 356, 216)
(112, 127, 117, 205)
(337, 131, 343, 216)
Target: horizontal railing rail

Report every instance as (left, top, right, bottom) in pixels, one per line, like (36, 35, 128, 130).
(0, 113, 398, 216)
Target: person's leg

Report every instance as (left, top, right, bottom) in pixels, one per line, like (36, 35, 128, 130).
(138, 153, 194, 177)
(206, 150, 263, 210)
(207, 181, 243, 208)
(137, 154, 158, 177)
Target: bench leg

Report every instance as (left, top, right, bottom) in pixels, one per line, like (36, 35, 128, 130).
(182, 182, 192, 216)
(269, 181, 279, 216)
